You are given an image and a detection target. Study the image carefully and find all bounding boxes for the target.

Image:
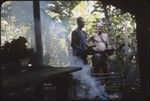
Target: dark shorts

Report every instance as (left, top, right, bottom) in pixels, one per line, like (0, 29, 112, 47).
(92, 53, 108, 73)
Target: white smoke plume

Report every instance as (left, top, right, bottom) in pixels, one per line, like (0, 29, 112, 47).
(70, 56, 109, 100)
(40, 1, 109, 100)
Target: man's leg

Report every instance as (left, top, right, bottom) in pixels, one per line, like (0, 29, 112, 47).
(101, 55, 108, 73)
(81, 55, 88, 65)
(92, 54, 100, 73)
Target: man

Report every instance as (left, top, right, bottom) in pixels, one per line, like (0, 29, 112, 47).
(88, 21, 115, 73)
(71, 17, 90, 64)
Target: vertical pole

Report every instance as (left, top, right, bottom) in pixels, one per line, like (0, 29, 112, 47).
(33, 0, 43, 65)
(123, 21, 132, 95)
(123, 22, 129, 83)
(124, 22, 129, 57)
(124, 22, 129, 74)
(136, 6, 150, 100)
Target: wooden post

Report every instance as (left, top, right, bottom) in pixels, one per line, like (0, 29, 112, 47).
(135, 5, 150, 100)
(123, 22, 129, 80)
(124, 22, 129, 57)
(33, 0, 43, 65)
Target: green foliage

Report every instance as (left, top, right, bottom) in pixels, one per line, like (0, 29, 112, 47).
(43, 1, 80, 29)
(1, 1, 14, 20)
(1, 37, 33, 64)
(91, 1, 137, 71)
(91, 1, 139, 92)
(1, 1, 34, 47)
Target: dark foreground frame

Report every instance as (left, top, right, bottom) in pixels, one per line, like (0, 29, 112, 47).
(1, 0, 150, 100)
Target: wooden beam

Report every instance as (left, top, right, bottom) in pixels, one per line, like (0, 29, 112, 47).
(135, 5, 150, 100)
(2, 66, 82, 90)
(33, 0, 43, 65)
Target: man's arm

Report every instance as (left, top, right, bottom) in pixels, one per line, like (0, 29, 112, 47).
(87, 35, 94, 43)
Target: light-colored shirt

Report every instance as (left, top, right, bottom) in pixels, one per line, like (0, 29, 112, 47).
(91, 33, 108, 52)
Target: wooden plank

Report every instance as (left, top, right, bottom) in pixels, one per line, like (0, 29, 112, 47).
(2, 66, 82, 90)
(92, 73, 123, 76)
(93, 72, 124, 93)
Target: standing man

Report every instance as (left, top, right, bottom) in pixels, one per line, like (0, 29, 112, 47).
(71, 17, 90, 65)
(88, 21, 115, 73)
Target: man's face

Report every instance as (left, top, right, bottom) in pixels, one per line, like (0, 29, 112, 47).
(97, 25, 103, 34)
(78, 18, 85, 28)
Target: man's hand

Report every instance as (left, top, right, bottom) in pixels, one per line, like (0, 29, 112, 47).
(104, 47, 116, 55)
(84, 46, 96, 55)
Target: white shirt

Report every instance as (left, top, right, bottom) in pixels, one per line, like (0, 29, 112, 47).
(92, 33, 108, 52)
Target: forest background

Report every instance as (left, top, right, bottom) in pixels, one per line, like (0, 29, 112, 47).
(1, 1, 140, 94)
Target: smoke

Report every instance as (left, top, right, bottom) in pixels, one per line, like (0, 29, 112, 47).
(40, 1, 109, 100)
(69, 56, 108, 100)
(40, 3, 71, 66)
